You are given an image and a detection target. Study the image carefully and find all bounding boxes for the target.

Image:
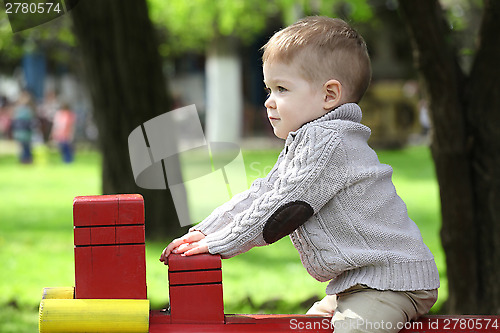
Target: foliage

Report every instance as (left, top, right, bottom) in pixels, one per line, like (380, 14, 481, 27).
(0, 10, 75, 68)
(0, 0, 371, 63)
(439, 0, 484, 71)
(0, 0, 484, 67)
(146, 0, 373, 56)
(148, 0, 270, 54)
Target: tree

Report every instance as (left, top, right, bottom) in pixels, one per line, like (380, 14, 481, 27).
(398, 0, 500, 314)
(147, 0, 372, 143)
(148, 0, 275, 144)
(70, 0, 186, 239)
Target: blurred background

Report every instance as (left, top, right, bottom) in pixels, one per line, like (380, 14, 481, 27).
(1, 0, 498, 331)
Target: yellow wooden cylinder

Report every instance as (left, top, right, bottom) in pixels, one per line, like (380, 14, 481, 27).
(41, 287, 75, 300)
(39, 299, 149, 333)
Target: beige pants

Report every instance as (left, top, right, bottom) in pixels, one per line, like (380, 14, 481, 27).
(307, 285, 438, 333)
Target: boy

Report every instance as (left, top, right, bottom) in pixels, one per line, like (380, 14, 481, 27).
(160, 16, 439, 332)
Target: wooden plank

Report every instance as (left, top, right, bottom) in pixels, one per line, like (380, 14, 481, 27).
(90, 226, 115, 245)
(167, 253, 224, 324)
(74, 246, 92, 298)
(168, 253, 221, 272)
(116, 225, 145, 244)
(117, 194, 145, 225)
(73, 226, 91, 246)
(74, 245, 147, 299)
(150, 313, 500, 333)
(169, 284, 224, 324)
(73, 195, 119, 227)
(149, 312, 331, 332)
(74, 225, 145, 246)
(168, 269, 222, 286)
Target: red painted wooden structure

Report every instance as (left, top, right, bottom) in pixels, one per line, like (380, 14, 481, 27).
(168, 253, 224, 324)
(73, 194, 146, 299)
(73, 195, 500, 332)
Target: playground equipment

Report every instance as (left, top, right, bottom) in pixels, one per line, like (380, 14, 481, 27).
(39, 194, 500, 332)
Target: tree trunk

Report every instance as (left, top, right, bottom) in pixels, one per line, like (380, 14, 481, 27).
(398, 0, 500, 314)
(466, 0, 500, 314)
(70, 0, 187, 239)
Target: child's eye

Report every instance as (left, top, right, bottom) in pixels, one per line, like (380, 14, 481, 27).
(264, 86, 287, 96)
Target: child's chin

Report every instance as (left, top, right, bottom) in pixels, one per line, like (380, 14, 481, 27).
(274, 130, 287, 140)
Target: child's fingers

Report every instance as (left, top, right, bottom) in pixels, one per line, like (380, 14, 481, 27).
(159, 231, 207, 263)
(173, 242, 191, 253)
(184, 230, 205, 242)
(173, 241, 199, 254)
(174, 240, 205, 255)
(159, 237, 186, 263)
(183, 243, 209, 256)
(170, 232, 202, 251)
(170, 232, 205, 253)
(159, 246, 172, 264)
(163, 240, 181, 256)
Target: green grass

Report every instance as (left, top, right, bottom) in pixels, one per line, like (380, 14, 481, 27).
(0, 142, 445, 332)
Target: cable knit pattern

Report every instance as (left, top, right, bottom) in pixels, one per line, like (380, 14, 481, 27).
(194, 103, 440, 294)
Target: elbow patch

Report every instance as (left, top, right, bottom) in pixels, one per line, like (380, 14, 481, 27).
(263, 201, 314, 244)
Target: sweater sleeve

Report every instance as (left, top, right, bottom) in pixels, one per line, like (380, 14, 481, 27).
(189, 152, 284, 235)
(203, 126, 348, 258)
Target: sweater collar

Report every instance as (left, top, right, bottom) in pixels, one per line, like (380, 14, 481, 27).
(285, 103, 362, 144)
(308, 103, 362, 125)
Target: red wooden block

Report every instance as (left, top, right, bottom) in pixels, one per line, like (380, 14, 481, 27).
(117, 194, 144, 225)
(74, 246, 92, 293)
(149, 314, 500, 333)
(168, 269, 222, 286)
(150, 312, 335, 332)
(74, 244, 147, 299)
(73, 195, 119, 227)
(75, 226, 116, 246)
(75, 226, 146, 246)
(73, 194, 147, 300)
(169, 283, 224, 324)
(74, 222, 144, 246)
(73, 227, 91, 246)
(167, 254, 224, 324)
(168, 253, 221, 271)
(116, 225, 145, 244)
(91, 226, 115, 245)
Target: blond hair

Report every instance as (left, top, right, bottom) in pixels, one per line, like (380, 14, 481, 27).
(262, 16, 371, 102)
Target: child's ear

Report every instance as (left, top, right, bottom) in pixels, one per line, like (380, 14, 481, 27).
(323, 80, 342, 110)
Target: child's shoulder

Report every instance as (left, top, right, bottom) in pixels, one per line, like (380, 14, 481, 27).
(302, 116, 369, 140)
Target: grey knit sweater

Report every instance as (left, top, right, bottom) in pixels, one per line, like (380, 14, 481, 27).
(193, 103, 440, 294)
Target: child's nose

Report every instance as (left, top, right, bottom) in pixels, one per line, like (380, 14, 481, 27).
(264, 95, 275, 109)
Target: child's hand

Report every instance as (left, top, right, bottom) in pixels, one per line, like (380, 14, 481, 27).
(159, 230, 208, 265)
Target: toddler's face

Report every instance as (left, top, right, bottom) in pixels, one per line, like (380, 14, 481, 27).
(263, 61, 326, 139)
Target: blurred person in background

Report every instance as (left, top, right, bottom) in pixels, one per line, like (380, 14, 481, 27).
(11, 91, 35, 164)
(50, 102, 76, 163)
(37, 90, 60, 143)
(0, 96, 12, 139)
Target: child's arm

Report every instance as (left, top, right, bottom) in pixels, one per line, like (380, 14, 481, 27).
(160, 156, 282, 263)
(189, 153, 283, 235)
(201, 126, 348, 258)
